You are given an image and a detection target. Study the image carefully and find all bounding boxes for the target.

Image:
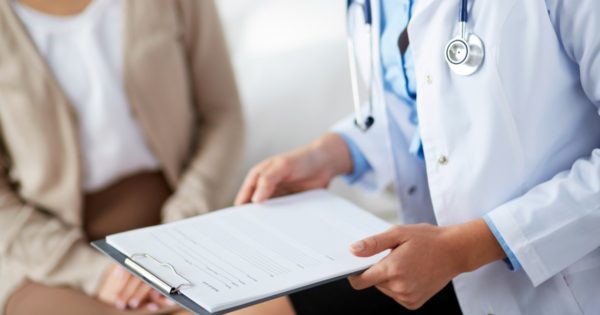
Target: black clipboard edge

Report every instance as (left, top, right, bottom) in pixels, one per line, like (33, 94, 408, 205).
(92, 240, 366, 315)
(92, 240, 211, 315)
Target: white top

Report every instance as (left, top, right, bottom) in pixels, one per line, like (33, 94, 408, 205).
(13, 0, 160, 192)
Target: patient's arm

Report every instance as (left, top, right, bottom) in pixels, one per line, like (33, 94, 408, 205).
(0, 142, 111, 303)
(162, 0, 244, 222)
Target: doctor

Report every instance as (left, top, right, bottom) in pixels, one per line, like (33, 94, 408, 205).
(235, 0, 600, 314)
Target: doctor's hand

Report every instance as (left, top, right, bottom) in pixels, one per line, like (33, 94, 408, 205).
(348, 219, 506, 310)
(235, 133, 353, 205)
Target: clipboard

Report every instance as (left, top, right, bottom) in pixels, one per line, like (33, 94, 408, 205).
(92, 239, 365, 315)
(92, 240, 210, 314)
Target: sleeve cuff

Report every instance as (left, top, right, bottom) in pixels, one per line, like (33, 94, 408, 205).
(337, 132, 373, 184)
(484, 214, 522, 271)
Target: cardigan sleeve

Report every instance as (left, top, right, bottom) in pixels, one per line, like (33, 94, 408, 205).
(0, 148, 111, 310)
(162, 0, 244, 222)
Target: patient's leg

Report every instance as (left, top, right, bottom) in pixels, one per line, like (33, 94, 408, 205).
(227, 297, 295, 315)
(7, 281, 292, 315)
(6, 281, 182, 315)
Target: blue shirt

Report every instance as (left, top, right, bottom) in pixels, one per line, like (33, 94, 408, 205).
(380, 0, 417, 108)
(380, 0, 423, 158)
(341, 0, 521, 271)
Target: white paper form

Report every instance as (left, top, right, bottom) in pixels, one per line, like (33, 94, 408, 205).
(106, 190, 392, 313)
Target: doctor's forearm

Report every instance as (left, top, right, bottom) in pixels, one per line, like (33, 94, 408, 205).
(235, 133, 354, 205)
(309, 133, 354, 178)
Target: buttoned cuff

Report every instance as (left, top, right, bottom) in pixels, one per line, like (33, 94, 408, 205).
(337, 132, 373, 184)
(484, 214, 522, 271)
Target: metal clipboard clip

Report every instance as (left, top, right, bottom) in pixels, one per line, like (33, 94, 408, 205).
(124, 253, 193, 295)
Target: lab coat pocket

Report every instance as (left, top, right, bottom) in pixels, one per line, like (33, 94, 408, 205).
(560, 249, 600, 314)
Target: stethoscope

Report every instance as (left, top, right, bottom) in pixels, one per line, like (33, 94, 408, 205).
(444, 0, 485, 76)
(346, 0, 485, 131)
(346, 0, 375, 131)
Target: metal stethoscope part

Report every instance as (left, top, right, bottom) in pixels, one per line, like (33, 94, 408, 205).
(346, 0, 485, 131)
(346, 0, 375, 131)
(445, 0, 485, 76)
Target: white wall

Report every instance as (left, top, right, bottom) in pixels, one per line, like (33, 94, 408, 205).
(216, 0, 399, 222)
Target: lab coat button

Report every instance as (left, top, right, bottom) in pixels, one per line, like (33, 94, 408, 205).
(426, 75, 433, 85)
(407, 186, 417, 195)
(437, 155, 448, 165)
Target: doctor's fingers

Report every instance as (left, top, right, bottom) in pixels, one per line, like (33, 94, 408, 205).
(375, 285, 414, 308)
(348, 261, 390, 290)
(377, 284, 424, 311)
(350, 226, 407, 257)
(235, 160, 272, 205)
(251, 159, 292, 203)
(235, 157, 291, 205)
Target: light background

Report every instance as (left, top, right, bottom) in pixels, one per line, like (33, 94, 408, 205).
(216, 0, 399, 222)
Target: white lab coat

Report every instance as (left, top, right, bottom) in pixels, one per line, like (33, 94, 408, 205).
(334, 0, 600, 314)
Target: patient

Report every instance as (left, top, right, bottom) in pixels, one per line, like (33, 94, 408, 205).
(0, 0, 243, 314)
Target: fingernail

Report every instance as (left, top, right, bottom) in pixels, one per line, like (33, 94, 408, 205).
(146, 303, 159, 311)
(351, 241, 365, 252)
(116, 300, 126, 310)
(128, 299, 139, 308)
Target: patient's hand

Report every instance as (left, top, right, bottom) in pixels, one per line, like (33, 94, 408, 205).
(98, 264, 175, 311)
(235, 133, 353, 205)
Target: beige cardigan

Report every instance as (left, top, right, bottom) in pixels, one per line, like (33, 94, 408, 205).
(0, 0, 243, 310)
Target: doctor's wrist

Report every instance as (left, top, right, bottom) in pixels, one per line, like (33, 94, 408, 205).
(445, 219, 507, 274)
(309, 133, 354, 178)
